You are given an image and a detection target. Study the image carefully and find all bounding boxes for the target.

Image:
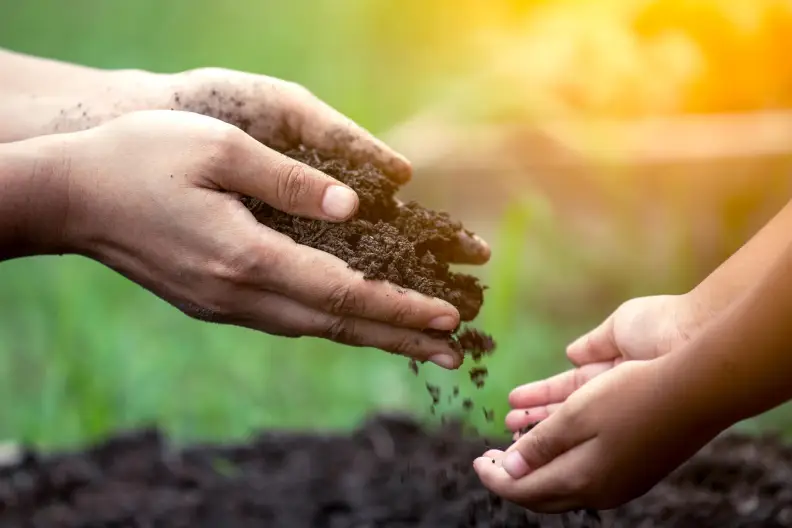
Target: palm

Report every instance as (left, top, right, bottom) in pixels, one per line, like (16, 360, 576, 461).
(608, 295, 690, 362)
(506, 294, 692, 432)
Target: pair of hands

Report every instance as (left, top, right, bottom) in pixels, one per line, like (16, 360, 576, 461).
(13, 66, 489, 367)
(474, 293, 717, 511)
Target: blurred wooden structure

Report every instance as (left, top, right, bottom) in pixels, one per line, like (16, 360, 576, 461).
(386, 110, 792, 293)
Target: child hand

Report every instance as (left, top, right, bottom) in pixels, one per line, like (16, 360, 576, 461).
(474, 360, 723, 512)
(505, 294, 703, 432)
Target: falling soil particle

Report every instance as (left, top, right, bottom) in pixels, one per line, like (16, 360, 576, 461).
(469, 367, 489, 389)
(482, 408, 495, 423)
(456, 329, 496, 363)
(426, 383, 441, 405)
(408, 359, 419, 376)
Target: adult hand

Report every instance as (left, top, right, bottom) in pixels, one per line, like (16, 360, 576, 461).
(473, 361, 722, 512)
(505, 294, 701, 432)
(56, 110, 464, 367)
(11, 61, 489, 264)
(170, 67, 490, 264)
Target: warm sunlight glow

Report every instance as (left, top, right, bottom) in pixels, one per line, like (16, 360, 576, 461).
(466, 0, 792, 118)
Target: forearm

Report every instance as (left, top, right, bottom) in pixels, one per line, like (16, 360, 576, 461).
(0, 48, 164, 142)
(661, 239, 792, 428)
(0, 136, 74, 259)
(687, 200, 792, 325)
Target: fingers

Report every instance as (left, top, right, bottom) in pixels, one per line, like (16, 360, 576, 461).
(210, 129, 360, 222)
(498, 407, 593, 483)
(566, 314, 620, 367)
(288, 88, 412, 183)
(483, 449, 505, 461)
(393, 199, 490, 265)
(234, 289, 461, 368)
(508, 363, 613, 410)
(265, 235, 461, 331)
(449, 231, 491, 265)
(504, 405, 561, 431)
(474, 447, 590, 513)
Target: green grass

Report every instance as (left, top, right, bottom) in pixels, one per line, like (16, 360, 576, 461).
(2, 0, 792, 450)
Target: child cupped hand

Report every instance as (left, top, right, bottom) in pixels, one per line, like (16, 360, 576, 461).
(474, 200, 792, 512)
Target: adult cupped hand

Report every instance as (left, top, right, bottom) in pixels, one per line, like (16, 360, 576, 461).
(59, 110, 465, 368)
(50, 66, 490, 265)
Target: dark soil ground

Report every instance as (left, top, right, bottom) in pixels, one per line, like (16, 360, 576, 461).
(8, 147, 788, 526)
(1, 415, 791, 527)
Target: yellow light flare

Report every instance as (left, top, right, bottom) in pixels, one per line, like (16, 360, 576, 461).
(464, 0, 792, 118)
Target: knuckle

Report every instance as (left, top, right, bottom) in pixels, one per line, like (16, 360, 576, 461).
(321, 317, 358, 345)
(200, 123, 245, 171)
(389, 334, 420, 357)
(388, 299, 415, 326)
(572, 368, 588, 391)
(208, 244, 272, 286)
(230, 246, 272, 284)
(526, 432, 556, 465)
(275, 162, 313, 212)
(325, 282, 361, 316)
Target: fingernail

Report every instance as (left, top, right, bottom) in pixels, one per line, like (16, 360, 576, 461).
(322, 185, 358, 220)
(428, 315, 457, 331)
(502, 451, 530, 479)
(429, 354, 457, 369)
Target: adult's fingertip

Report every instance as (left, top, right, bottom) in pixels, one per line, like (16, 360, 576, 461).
(452, 232, 492, 265)
(388, 153, 412, 184)
(321, 185, 359, 220)
(429, 354, 458, 370)
(428, 314, 458, 331)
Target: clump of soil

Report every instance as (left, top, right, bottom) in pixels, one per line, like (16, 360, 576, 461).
(242, 147, 484, 322)
(2, 415, 791, 527)
(242, 148, 499, 420)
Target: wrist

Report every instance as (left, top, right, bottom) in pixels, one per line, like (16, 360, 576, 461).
(677, 288, 719, 342)
(0, 135, 80, 259)
(652, 348, 739, 437)
(0, 66, 170, 143)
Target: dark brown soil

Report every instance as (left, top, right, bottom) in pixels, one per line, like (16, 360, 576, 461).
(242, 147, 484, 322)
(2, 415, 791, 527)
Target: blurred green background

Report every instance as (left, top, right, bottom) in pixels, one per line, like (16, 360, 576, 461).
(2, 0, 792, 449)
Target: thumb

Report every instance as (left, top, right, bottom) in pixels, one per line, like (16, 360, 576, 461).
(501, 410, 583, 480)
(566, 314, 620, 367)
(217, 130, 359, 222)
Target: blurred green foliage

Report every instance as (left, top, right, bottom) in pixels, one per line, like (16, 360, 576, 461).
(1, 0, 791, 450)
(0, 0, 579, 448)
